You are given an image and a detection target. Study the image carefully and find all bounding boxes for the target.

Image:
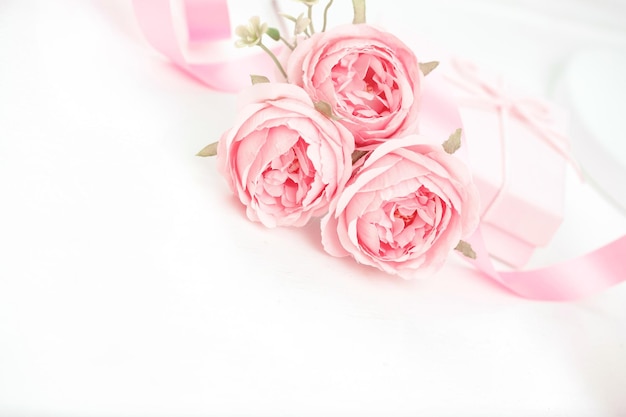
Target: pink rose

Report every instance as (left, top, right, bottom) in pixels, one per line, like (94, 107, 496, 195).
(286, 24, 422, 148)
(321, 135, 480, 279)
(217, 83, 355, 228)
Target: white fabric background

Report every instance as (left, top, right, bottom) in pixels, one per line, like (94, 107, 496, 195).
(1, 1, 625, 416)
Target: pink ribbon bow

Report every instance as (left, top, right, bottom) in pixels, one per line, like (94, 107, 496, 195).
(446, 58, 583, 220)
(447, 58, 581, 169)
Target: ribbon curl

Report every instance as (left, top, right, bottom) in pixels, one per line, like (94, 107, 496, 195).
(132, 0, 281, 92)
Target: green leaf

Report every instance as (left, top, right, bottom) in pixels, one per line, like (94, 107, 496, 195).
(279, 13, 298, 23)
(454, 240, 476, 259)
(442, 128, 462, 154)
(250, 74, 270, 84)
(266, 27, 280, 41)
(351, 150, 368, 164)
(351, 0, 366, 24)
(196, 141, 218, 157)
(314, 101, 340, 120)
(419, 61, 439, 76)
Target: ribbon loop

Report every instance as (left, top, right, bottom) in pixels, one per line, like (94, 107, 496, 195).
(447, 58, 583, 177)
(132, 0, 282, 92)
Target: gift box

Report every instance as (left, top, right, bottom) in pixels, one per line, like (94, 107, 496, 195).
(441, 58, 573, 268)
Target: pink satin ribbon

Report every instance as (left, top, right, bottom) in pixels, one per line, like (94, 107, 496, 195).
(131, 0, 280, 92)
(465, 229, 626, 301)
(131, 0, 626, 301)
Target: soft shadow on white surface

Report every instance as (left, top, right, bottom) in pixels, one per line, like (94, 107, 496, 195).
(0, 1, 625, 417)
(551, 47, 626, 214)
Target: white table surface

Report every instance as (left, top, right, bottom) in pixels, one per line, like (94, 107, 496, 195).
(1, 1, 626, 416)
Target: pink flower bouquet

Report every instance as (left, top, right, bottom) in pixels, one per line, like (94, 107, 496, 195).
(198, 0, 480, 279)
(131, 0, 626, 300)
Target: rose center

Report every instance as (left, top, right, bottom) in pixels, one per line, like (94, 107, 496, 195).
(257, 138, 314, 208)
(332, 53, 399, 118)
(393, 207, 416, 227)
(287, 159, 300, 174)
(363, 67, 382, 97)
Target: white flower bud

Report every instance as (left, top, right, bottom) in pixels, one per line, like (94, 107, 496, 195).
(234, 16, 268, 48)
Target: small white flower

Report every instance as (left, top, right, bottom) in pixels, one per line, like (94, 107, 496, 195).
(234, 16, 268, 48)
(294, 13, 311, 35)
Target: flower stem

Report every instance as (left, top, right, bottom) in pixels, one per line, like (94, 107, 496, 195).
(352, 0, 366, 24)
(321, 0, 334, 32)
(258, 42, 288, 80)
(307, 5, 315, 34)
(280, 36, 295, 50)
